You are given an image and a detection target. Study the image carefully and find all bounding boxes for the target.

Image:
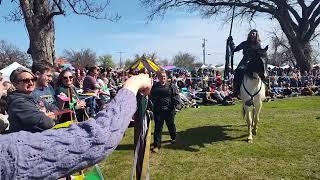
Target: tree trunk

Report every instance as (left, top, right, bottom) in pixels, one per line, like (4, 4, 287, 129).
(28, 21, 55, 64)
(276, 9, 313, 72)
(288, 40, 312, 72)
(20, 0, 55, 65)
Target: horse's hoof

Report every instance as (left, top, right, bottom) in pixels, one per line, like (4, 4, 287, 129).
(247, 139, 253, 143)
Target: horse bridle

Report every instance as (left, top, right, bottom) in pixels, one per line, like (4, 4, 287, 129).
(242, 75, 263, 107)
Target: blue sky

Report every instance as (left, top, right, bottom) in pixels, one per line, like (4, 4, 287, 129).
(0, 1, 276, 65)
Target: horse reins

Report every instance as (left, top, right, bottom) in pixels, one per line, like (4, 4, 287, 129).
(242, 76, 263, 107)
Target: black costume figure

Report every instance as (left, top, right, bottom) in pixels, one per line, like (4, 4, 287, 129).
(150, 71, 181, 152)
(230, 29, 267, 97)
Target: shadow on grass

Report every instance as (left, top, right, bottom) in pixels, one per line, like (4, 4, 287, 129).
(116, 144, 135, 151)
(116, 125, 246, 151)
(163, 125, 247, 152)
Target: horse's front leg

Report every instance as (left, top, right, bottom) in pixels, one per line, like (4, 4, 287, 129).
(244, 105, 253, 143)
(252, 101, 262, 136)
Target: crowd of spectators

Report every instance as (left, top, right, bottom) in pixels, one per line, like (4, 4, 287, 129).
(267, 66, 320, 98)
(1, 62, 319, 134)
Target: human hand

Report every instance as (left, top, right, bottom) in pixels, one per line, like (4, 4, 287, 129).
(45, 111, 56, 118)
(76, 100, 86, 109)
(123, 74, 152, 95)
(59, 92, 67, 97)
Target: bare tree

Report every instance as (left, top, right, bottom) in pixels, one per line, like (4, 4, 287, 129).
(63, 48, 97, 68)
(0, 40, 31, 69)
(1, 0, 119, 65)
(268, 30, 296, 66)
(140, 0, 320, 71)
(268, 28, 320, 67)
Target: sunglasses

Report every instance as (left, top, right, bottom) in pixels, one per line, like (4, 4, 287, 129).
(63, 76, 74, 80)
(18, 78, 36, 84)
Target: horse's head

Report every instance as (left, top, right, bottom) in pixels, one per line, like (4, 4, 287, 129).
(246, 45, 268, 75)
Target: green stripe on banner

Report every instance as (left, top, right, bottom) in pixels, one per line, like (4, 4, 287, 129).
(84, 165, 104, 180)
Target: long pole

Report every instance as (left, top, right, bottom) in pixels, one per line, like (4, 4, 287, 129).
(202, 38, 207, 65)
(118, 51, 125, 68)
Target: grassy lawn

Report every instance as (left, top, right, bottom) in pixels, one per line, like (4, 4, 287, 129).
(100, 96, 320, 179)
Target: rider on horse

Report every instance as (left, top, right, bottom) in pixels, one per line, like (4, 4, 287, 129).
(229, 29, 268, 97)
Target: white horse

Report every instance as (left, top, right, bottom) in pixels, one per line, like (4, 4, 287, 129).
(239, 46, 268, 143)
(240, 72, 265, 143)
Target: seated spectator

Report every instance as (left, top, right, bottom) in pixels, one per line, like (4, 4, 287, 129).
(213, 84, 234, 106)
(202, 86, 217, 105)
(7, 67, 58, 133)
(55, 69, 87, 122)
(301, 82, 314, 96)
(282, 84, 293, 97)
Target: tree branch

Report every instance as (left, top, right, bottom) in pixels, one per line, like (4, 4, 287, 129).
(44, 0, 65, 24)
(286, 3, 301, 23)
(64, 0, 120, 21)
(144, 0, 276, 21)
(305, 16, 320, 42)
(308, 0, 320, 15)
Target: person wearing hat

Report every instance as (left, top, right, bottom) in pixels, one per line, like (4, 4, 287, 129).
(230, 29, 267, 97)
(6, 67, 58, 133)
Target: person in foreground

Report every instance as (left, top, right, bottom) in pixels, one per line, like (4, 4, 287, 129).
(0, 74, 152, 179)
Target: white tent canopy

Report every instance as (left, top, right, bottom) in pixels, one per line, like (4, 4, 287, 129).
(200, 64, 208, 69)
(313, 64, 320, 67)
(211, 64, 237, 71)
(267, 64, 276, 69)
(280, 65, 290, 69)
(0, 62, 26, 81)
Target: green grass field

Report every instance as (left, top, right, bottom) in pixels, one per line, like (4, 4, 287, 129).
(100, 96, 320, 179)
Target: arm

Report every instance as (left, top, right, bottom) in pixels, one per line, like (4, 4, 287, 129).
(10, 98, 55, 132)
(0, 74, 151, 179)
(233, 41, 246, 52)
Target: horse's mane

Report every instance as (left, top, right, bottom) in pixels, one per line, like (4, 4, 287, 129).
(245, 46, 268, 76)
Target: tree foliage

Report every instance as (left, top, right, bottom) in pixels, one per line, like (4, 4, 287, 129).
(124, 58, 134, 69)
(0, 40, 31, 69)
(98, 55, 115, 69)
(63, 48, 97, 68)
(158, 58, 170, 66)
(172, 52, 198, 69)
(140, 0, 320, 71)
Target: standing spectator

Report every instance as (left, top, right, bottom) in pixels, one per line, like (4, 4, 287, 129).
(83, 65, 101, 116)
(83, 65, 100, 93)
(7, 68, 58, 133)
(150, 70, 182, 153)
(32, 61, 57, 107)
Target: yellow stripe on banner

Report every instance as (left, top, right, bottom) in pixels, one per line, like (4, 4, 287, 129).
(141, 119, 152, 179)
(133, 60, 142, 69)
(147, 59, 160, 71)
(137, 62, 144, 70)
(52, 120, 74, 129)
